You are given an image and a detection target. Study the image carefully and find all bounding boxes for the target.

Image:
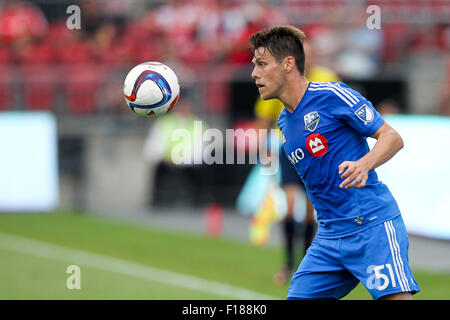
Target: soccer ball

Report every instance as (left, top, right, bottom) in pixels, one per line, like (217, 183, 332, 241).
(123, 62, 180, 118)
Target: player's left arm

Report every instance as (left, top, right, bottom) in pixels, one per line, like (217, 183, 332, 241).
(338, 122, 404, 189)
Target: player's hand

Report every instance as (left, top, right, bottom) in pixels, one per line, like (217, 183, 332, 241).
(338, 160, 369, 189)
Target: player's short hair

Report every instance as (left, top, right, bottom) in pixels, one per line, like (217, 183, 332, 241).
(249, 25, 306, 75)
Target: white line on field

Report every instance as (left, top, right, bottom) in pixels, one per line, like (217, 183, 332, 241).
(0, 232, 278, 300)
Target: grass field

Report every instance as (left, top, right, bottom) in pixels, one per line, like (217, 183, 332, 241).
(0, 211, 449, 300)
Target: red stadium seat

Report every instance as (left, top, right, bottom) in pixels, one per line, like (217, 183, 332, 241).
(0, 66, 15, 110)
(204, 80, 230, 114)
(0, 47, 12, 64)
(58, 41, 95, 65)
(132, 40, 160, 65)
(21, 65, 58, 111)
(20, 42, 55, 65)
(19, 42, 58, 111)
(123, 20, 149, 42)
(0, 47, 14, 110)
(381, 24, 409, 63)
(63, 65, 103, 115)
(101, 41, 132, 66)
(46, 21, 71, 45)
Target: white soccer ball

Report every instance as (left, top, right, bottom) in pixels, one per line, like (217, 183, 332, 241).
(123, 62, 180, 118)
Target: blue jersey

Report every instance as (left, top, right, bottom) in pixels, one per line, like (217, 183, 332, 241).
(277, 81, 401, 239)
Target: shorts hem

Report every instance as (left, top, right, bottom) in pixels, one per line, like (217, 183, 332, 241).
(373, 288, 420, 300)
(287, 292, 338, 300)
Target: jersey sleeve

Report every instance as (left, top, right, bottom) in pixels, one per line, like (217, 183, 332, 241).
(329, 83, 385, 137)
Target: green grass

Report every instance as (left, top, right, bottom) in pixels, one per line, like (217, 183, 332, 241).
(0, 211, 448, 300)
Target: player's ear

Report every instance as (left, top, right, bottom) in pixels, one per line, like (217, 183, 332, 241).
(283, 56, 296, 72)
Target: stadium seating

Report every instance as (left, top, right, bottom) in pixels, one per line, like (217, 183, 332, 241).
(21, 65, 58, 111)
(0, 66, 14, 110)
(63, 65, 103, 115)
(20, 42, 57, 111)
(0, 0, 448, 116)
(0, 47, 14, 110)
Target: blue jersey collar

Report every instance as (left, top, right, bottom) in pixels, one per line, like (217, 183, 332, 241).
(285, 81, 311, 116)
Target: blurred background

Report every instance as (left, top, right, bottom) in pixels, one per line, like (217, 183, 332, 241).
(0, 0, 449, 299)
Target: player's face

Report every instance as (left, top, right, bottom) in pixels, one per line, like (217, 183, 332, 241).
(251, 47, 286, 100)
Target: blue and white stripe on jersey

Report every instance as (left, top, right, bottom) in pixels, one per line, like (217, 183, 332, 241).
(309, 82, 359, 107)
(384, 220, 411, 292)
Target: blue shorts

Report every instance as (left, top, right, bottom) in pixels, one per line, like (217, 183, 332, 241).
(287, 215, 420, 300)
(280, 149, 304, 188)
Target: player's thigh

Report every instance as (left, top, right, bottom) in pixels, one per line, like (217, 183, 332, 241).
(287, 238, 359, 300)
(341, 216, 420, 300)
(379, 292, 413, 300)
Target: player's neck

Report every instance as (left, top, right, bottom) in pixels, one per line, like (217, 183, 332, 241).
(279, 76, 309, 113)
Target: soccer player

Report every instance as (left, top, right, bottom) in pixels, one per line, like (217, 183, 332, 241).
(253, 40, 340, 286)
(249, 25, 420, 300)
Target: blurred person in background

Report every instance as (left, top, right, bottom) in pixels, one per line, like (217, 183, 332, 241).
(214, 0, 289, 65)
(146, 0, 213, 64)
(334, 6, 383, 79)
(0, 0, 48, 60)
(195, 0, 248, 63)
(252, 38, 339, 286)
(143, 95, 210, 207)
(376, 99, 401, 116)
(310, 5, 383, 80)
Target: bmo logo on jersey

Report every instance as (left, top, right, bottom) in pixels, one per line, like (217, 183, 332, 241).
(287, 148, 305, 165)
(306, 133, 328, 157)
